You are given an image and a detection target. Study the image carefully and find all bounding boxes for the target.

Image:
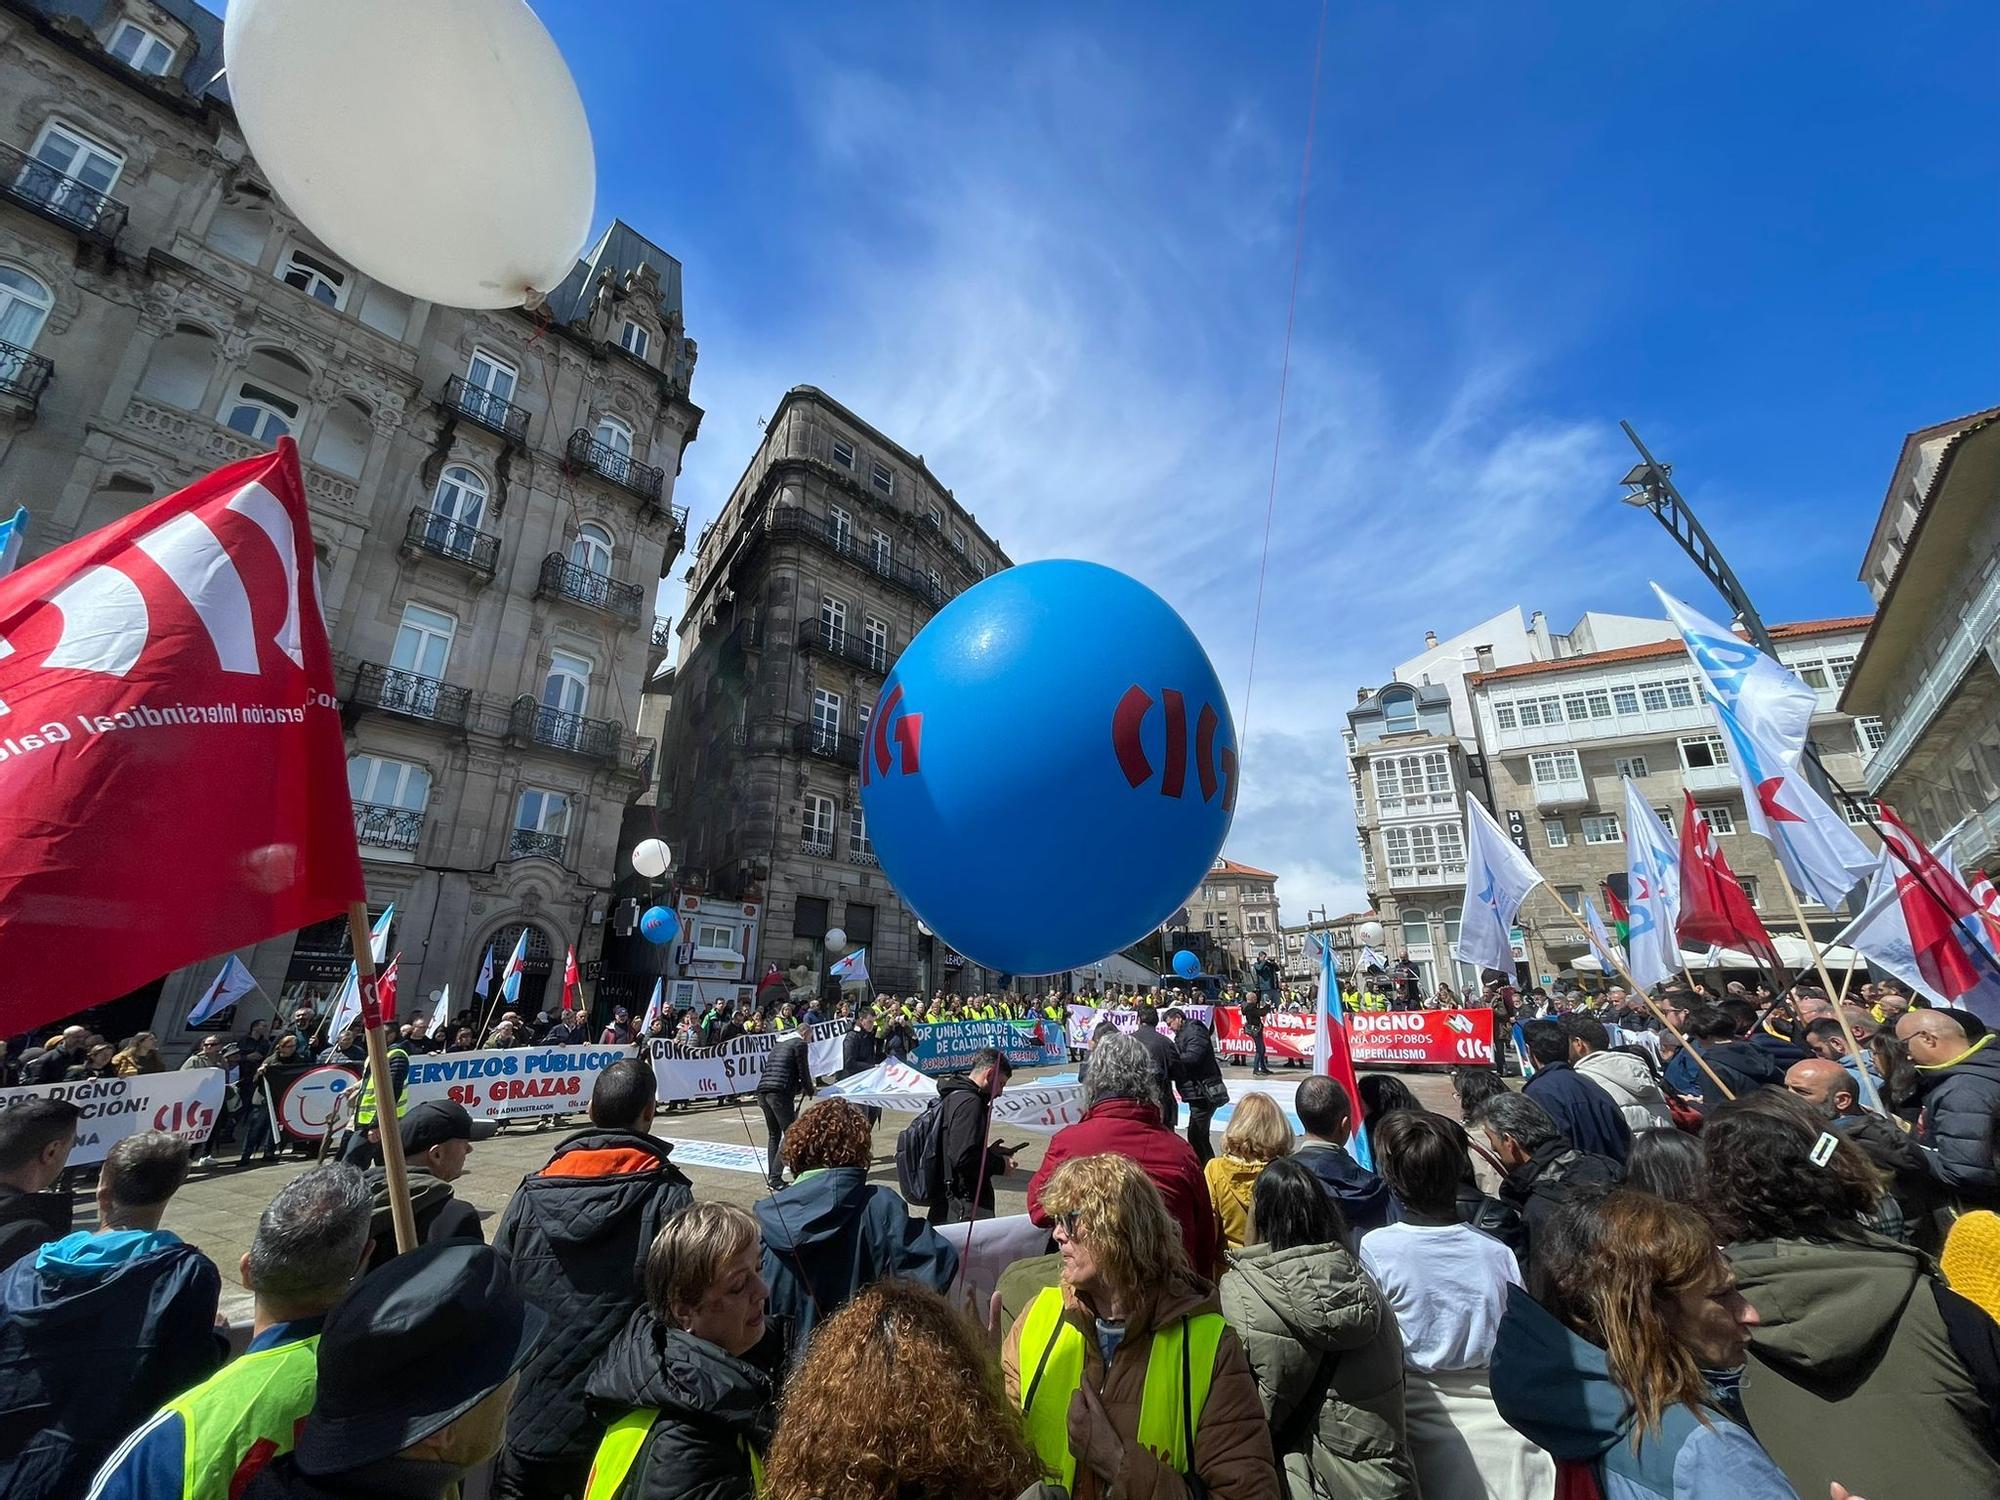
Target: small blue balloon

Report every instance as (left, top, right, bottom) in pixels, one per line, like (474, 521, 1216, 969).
(640, 906, 679, 945)
(861, 560, 1237, 975)
(1173, 949, 1201, 978)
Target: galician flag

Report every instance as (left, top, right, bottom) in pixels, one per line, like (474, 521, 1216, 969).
(1458, 793, 1543, 972)
(1622, 779, 1683, 991)
(1582, 898, 1623, 974)
(188, 954, 260, 1027)
(640, 977, 665, 1034)
(429, 983, 452, 1034)
(0, 506, 26, 580)
(473, 943, 495, 1000)
(1311, 932, 1370, 1169)
(499, 928, 530, 1004)
(327, 904, 396, 1037)
(1654, 586, 1874, 909)
(830, 947, 870, 987)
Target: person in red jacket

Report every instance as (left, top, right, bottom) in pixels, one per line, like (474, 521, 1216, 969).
(1028, 1031, 1222, 1278)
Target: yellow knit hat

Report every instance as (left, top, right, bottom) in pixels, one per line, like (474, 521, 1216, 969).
(1942, 1210, 2000, 1324)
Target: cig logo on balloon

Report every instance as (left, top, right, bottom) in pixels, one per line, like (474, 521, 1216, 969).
(1112, 685, 1237, 811)
(859, 682, 923, 787)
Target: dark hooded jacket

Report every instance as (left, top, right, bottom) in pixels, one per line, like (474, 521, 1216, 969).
(755, 1164, 957, 1353)
(493, 1129, 694, 1464)
(1664, 1038, 1781, 1105)
(1496, 1140, 1622, 1261)
(1908, 1034, 2000, 1205)
(583, 1310, 778, 1500)
(1491, 1287, 1800, 1500)
(0, 1228, 224, 1500)
(1725, 1228, 2000, 1498)
(0, 1184, 71, 1274)
(1523, 1060, 1632, 1163)
(363, 1167, 481, 1266)
(932, 1072, 1005, 1224)
(1291, 1139, 1391, 1235)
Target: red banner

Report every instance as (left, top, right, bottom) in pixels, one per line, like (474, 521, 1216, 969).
(1211, 1006, 1496, 1067)
(1212, 1006, 1317, 1062)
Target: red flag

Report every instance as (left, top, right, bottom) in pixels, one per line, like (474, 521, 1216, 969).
(1876, 804, 1988, 999)
(377, 954, 400, 1023)
(1675, 792, 1782, 975)
(0, 441, 363, 1035)
(562, 944, 579, 1009)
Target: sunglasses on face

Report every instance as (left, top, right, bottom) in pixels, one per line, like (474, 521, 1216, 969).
(1054, 1210, 1085, 1241)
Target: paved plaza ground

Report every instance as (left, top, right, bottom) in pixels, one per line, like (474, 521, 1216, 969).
(102, 1063, 1463, 1329)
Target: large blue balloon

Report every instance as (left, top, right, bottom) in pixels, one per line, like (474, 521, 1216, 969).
(861, 560, 1237, 975)
(640, 905, 679, 945)
(1173, 949, 1201, 978)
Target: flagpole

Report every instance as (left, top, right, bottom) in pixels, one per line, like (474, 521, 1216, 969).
(1772, 869, 1885, 1114)
(347, 901, 418, 1254)
(1537, 889, 1737, 1102)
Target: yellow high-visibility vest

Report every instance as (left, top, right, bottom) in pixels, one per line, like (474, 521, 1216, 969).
(353, 1047, 409, 1127)
(584, 1409, 764, 1500)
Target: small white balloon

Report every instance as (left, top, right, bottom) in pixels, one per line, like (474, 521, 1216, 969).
(224, 0, 596, 310)
(1356, 920, 1386, 948)
(631, 838, 672, 880)
(824, 928, 848, 955)
(916, 920, 934, 938)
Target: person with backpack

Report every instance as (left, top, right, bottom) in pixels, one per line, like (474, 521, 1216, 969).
(902, 1048, 1012, 1225)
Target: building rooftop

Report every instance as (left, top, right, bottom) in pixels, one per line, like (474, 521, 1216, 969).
(542, 220, 684, 327)
(1213, 858, 1279, 881)
(1468, 616, 1874, 685)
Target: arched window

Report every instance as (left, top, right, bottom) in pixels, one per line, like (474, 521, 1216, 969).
(595, 414, 633, 458)
(569, 521, 613, 577)
(543, 650, 591, 717)
(312, 396, 370, 477)
(1381, 688, 1419, 735)
(222, 348, 309, 442)
(429, 464, 487, 530)
(136, 323, 218, 409)
(0, 266, 53, 352)
(484, 921, 556, 1010)
(1400, 908, 1430, 949)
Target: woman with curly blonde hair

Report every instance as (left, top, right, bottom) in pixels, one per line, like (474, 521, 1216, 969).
(1002, 1153, 1279, 1500)
(764, 1281, 1055, 1500)
(755, 1098, 957, 1354)
(1203, 1091, 1292, 1248)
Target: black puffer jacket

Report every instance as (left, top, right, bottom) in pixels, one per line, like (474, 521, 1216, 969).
(756, 1031, 811, 1101)
(493, 1130, 694, 1464)
(1497, 1140, 1623, 1261)
(1910, 1035, 2000, 1206)
(583, 1311, 778, 1500)
(1175, 1018, 1229, 1107)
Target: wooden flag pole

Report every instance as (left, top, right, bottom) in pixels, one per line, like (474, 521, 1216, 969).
(1538, 888, 1737, 1102)
(347, 901, 418, 1254)
(1773, 870, 1886, 1115)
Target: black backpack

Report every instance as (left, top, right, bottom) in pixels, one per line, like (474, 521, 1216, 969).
(896, 1098, 945, 1204)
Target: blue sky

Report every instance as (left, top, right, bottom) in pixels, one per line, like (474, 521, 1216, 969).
(534, 0, 2000, 918)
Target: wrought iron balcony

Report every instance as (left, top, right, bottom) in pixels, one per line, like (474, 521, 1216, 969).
(0, 339, 53, 417)
(404, 507, 499, 576)
(791, 721, 863, 766)
(847, 845, 879, 867)
(801, 836, 835, 858)
(566, 429, 664, 503)
(351, 663, 470, 727)
(510, 696, 621, 759)
(0, 143, 128, 244)
(509, 828, 568, 861)
(799, 623, 891, 676)
(538, 553, 644, 620)
(441, 375, 529, 444)
(353, 802, 425, 854)
(650, 616, 673, 647)
(764, 507, 949, 607)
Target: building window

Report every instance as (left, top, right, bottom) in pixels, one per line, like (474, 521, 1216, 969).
(827, 505, 853, 551)
(1401, 909, 1430, 947)
(1493, 703, 1517, 729)
(793, 896, 829, 937)
(466, 347, 519, 403)
(856, 701, 871, 743)
(1678, 734, 1729, 770)
(1615, 755, 1650, 779)
(221, 377, 300, 442)
(1796, 660, 1832, 689)
(1381, 689, 1419, 735)
(871, 460, 894, 496)
(619, 320, 649, 360)
(1737, 875, 1760, 908)
(812, 687, 843, 739)
(831, 437, 854, 469)
(108, 20, 177, 74)
(863, 616, 889, 672)
(1842, 796, 1881, 826)
(1543, 819, 1569, 848)
(802, 794, 835, 854)
(1248, 914, 1270, 932)
(819, 594, 847, 649)
(1581, 813, 1622, 845)
(1529, 749, 1582, 785)
(926, 502, 943, 529)
(849, 803, 872, 861)
(1204, 911, 1215, 928)
(696, 922, 738, 954)
(427, 464, 488, 539)
(1826, 654, 1855, 687)
(871, 528, 892, 571)
(278, 245, 348, 309)
(595, 414, 634, 458)
(1373, 750, 1453, 815)
(390, 604, 455, 685)
(1556, 887, 1583, 914)
(952, 527, 967, 552)
(1856, 716, 1888, 755)
(28, 119, 125, 203)
(511, 787, 571, 858)
(349, 754, 430, 812)
(543, 650, 591, 718)
(1383, 820, 1465, 881)
(1654, 804, 1676, 834)
(926, 566, 942, 598)
(1696, 804, 1736, 836)
(0, 266, 54, 353)
(569, 522, 613, 577)
(1639, 678, 1697, 711)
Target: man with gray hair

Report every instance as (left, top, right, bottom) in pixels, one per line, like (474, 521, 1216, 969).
(1468, 1091, 1622, 1262)
(86, 1165, 374, 1499)
(1025, 1031, 1220, 1275)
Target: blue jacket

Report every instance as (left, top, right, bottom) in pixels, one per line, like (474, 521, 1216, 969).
(1524, 1060, 1633, 1162)
(756, 1165, 959, 1354)
(1491, 1287, 1800, 1500)
(0, 1229, 225, 1500)
(1291, 1138, 1392, 1235)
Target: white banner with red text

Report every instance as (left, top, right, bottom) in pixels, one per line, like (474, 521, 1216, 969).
(1063, 1003, 1212, 1048)
(0, 1067, 228, 1165)
(818, 1059, 1088, 1134)
(648, 1022, 849, 1103)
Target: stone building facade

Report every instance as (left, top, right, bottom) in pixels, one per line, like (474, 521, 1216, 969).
(1467, 618, 1880, 981)
(650, 386, 1010, 995)
(1181, 857, 1282, 981)
(0, 0, 698, 1041)
(1842, 408, 2000, 868)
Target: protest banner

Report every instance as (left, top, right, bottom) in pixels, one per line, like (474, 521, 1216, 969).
(910, 1018, 1067, 1074)
(1346, 1007, 1496, 1066)
(649, 1021, 848, 1103)
(931, 1213, 1057, 1312)
(818, 1060, 1087, 1134)
(275, 1064, 361, 1140)
(0, 1067, 227, 1166)
(1064, 1003, 1212, 1048)
(404, 1045, 638, 1122)
(1211, 1006, 1317, 1064)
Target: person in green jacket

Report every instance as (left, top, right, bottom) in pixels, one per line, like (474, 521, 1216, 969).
(1704, 1095, 2000, 1500)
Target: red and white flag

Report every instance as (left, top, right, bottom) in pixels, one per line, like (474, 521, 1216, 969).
(562, 944, 580, 1010)
(1675, 792, 1783, 977)
(1875, 805, 2000, 1013)
(0, 441, 363, 1036)
(377, 953, 400, 1023)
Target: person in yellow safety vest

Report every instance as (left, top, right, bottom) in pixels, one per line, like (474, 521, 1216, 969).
(1001, 1154, 1280, 1500)
(224, 1241, 542, 1497)
(582, 1204, 776, 1500)
(341, 1041, 410, 1169)
(83, 1165, 376, 1500)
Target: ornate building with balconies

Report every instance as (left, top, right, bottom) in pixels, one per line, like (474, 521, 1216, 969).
(0, 1, 699, 1038)
(645, 386, 1011, 995)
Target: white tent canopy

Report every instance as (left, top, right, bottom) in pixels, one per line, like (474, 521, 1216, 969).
(1571, 937, 1865, 975)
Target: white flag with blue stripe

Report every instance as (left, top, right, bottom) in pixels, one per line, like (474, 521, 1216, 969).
(189, 954, 260, 1026)
(326, 905, 395, 1037)
(473, 943, 495, 1000)
(1459, 794, 1543, 972)
(830, 947, 870, 987)
(1622, 778, 1683, 991)
(641, 977, 665, 1033)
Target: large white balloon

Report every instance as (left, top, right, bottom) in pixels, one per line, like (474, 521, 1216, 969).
(824, 928, 848, 955)
(1356, 920, 1386, 948)
(631, 839, 672, 880)
(225, 0, 595, 310)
